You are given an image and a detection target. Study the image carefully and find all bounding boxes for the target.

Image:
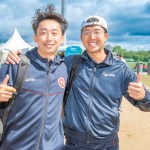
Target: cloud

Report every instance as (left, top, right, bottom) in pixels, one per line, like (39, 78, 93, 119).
(0, 0, 150, 50)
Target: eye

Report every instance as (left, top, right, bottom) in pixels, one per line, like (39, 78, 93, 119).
(83, 31, 90, 35)
(52, 32, 58, 36)
(40, 31, 47, 35)
(94, 30, 102, 35)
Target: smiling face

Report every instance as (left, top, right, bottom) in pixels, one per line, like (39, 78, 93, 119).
(80, 25, 108, 55)
(34, 19, 64, 60)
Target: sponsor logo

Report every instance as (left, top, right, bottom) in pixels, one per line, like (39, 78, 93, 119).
(25, 78, 35, 82)
(102, 72, 115, 77)
(58, 77, 65, 88)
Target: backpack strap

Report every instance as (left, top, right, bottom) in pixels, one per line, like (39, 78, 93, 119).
(63, 55, 83, 107)
(0, 54, 30, 143)
(13, 54, 30, 97)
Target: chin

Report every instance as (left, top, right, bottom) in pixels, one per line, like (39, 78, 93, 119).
(87, 49, 99, 53)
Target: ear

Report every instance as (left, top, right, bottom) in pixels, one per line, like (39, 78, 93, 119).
(104, 33, 109, 40)
(80, 35, 83, 41)
(33, 34, 37, 43)
(60, 36, 64, 44)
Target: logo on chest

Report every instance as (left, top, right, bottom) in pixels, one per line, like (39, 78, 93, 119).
(102, 72, 115, 77)
(25, 78, 36, 82)
(58, 77, 65, 88)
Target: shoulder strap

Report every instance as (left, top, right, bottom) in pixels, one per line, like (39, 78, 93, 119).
(13, 54, 30, 96)
(3, 54, 30, 119)
(0, 54, 30, 143)
(0, 54, 30, 142)
(63, 55, 83, 106)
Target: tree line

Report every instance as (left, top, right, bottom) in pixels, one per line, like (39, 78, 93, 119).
(112, 45, 150, 62)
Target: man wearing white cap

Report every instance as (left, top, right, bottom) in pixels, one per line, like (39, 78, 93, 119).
(4, 16, 150, 150)
(62, 16, 150, 150)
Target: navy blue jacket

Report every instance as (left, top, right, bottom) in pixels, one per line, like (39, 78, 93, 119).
(64, 49, 150, 140)
(0, 48, 68, 150)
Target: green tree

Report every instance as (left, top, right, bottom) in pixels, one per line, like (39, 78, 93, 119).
(112, 45, 125, 56)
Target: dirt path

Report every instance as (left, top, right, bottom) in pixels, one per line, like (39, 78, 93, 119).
(119, 97, 150, 150)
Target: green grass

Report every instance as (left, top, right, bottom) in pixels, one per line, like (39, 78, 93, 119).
(127, 62, 137, 69)
(127, 62, 148, 70)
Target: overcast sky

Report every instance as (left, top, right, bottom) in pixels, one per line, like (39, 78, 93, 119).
(0, 0, 150, 50)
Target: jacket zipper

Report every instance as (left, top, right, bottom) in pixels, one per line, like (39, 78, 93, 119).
(36, 64, 50, 150)
(87, 66, 96, 144)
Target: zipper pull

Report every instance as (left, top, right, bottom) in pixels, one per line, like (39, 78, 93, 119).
(93, 66, 96, 73)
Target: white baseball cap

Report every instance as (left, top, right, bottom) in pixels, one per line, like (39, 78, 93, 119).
(81, 16, 108, 32)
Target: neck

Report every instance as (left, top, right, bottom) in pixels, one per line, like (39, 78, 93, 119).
(47, 55, 56, 61)
(87, 49, 107, 63)
(37, 50, 56, 61)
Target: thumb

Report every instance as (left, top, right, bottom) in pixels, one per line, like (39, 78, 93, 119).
(136, 73, 142, 83)
(17, 49, 22, 55)
(1, 74, 9, 85)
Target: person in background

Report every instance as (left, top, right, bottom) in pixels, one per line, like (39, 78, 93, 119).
(0, 4, 68, 150)
(4, 16, 150, 150)
(116, 53, 126, 63)
(134, 63, 137, 71)
(143, 64, 147, 72)
(119, 53, 126, 63)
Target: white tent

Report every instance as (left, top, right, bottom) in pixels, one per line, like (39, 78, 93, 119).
(0, 28, 32, 51)
(0, 28, 32, 66)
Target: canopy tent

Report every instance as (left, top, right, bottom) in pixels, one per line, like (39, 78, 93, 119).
(0, 28, 32, 66)
(0, 28, 32, 51)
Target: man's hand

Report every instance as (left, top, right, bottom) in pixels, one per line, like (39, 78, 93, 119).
(128, 74, 145, 100)
(0, 75, 16, 102)
(6, 50, 22, 64)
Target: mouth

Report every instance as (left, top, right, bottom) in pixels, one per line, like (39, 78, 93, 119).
(88, 42, 98, 47)
(44, 44, 54, 48)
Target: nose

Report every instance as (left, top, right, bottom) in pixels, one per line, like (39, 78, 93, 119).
(47, 33, 53, 40)
(89, 32, 95, 38)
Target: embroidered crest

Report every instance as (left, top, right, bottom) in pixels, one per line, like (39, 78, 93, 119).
(58, 77, 65, 88)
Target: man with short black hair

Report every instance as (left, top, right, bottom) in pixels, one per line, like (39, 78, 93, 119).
(0, 4, 68, 150)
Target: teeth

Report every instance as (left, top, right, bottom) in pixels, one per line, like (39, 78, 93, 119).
(45, 44, 54, 47)
(89, 42, 97, 46)
(46, 44, 53, 46)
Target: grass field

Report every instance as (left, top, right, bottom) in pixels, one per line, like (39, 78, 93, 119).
(127, 62, 148, 70)
(127, 62, 137, 69)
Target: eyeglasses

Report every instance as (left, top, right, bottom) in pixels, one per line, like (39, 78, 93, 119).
(82, 30, 104, 38)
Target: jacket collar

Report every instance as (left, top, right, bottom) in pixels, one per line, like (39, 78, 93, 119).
(81, 48, 113, 66)
(26, 47, 64, 65)
(26, 47, 64, 72)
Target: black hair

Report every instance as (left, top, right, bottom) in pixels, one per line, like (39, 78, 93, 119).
(32, 4, 68, 35)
